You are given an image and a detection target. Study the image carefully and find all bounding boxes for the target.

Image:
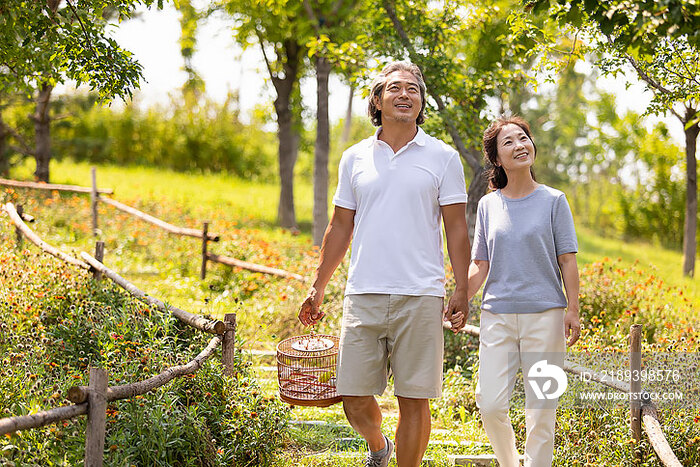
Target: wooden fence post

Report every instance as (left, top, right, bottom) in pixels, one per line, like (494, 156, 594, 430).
(630, 324, 642, 444)
(15, 204, 23, 248)
(222, 313, 237, 376)
(200, 222, 209, 280)
(91, 167, 98, 237)
(84, 367, 108, 467)
(93, 241, 105, 281)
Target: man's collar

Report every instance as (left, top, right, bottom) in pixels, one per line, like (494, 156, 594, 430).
(371, 126, 427, 147)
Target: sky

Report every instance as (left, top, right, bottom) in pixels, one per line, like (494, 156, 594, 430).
(55, 4, 687, 146)
(97, 5, 364, 123)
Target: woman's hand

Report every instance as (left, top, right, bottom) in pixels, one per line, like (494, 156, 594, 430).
(444, 287, 468, 333)
(564, 308, 581, 347)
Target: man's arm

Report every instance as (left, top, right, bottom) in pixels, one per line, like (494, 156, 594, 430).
(298, 206, 355, 326)
(557, 252, 581, 346)
(441, 203, 469, 333)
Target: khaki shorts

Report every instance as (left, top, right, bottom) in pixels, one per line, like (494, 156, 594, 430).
(336, 294, 444, 399)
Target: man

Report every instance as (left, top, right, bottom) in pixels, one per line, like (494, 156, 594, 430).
(298, 61, 469, 467)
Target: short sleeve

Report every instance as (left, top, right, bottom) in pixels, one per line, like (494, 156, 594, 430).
(438, 152, 468, 206)
(332, 152, 357, 210)
(471, 200, 489, 261)
(552, 194, 578, 256)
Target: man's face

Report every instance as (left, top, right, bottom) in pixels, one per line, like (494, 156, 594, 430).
(374, 70, 422, 125)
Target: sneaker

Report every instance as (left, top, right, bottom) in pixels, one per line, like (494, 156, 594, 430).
(364, 435, 394, 467)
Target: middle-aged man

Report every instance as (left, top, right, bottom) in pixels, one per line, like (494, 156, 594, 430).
(298, 61, 470, 467)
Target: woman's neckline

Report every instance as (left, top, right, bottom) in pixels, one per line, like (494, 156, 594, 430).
(497, 184, 543, 201)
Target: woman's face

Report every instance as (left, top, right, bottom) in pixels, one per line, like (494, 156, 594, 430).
(495, 123, 536, 172)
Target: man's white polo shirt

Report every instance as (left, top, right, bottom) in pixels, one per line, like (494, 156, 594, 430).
(332, 126, 467, 297)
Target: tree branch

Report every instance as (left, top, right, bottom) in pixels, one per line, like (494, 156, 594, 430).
(381, 0, 481, 172)
(3, 124, 33, 154)
(606, 35, 684, 120)
(670, 41, 700, 87)
(255, 28, 279, 89)
(8, 145, 34, 156)
(330, 0, 349, 19)
(605, 35, 673, 96)
(65, 0, 98, 58)
(303, 0, 320, 32)
(659, 61, 700, 88)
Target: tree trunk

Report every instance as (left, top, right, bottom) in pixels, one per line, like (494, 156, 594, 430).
(340, 84, 354, 148)
(682, 108, 699, 277)
(32, 84, 53, 182)
(272, 41, 301, 229)
(0, 114, 8, 177)
(312, 56, 331, 246)
(467, 167, 488, 245)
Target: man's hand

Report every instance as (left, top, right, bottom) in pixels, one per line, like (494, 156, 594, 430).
(298, 286, 325, 326)
(444, 288, 468, 334)
(564, 308, 581, 347)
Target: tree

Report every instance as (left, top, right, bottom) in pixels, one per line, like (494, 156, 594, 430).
(303, 0, 361, 245)
(0, 0, 159, 182)
(527, 0, 700, 275)
(0, 97, 34, 177)
(176, 0, 206, 99)
(219, 0, 308, 229)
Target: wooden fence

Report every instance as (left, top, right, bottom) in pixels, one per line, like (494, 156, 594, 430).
(0, 202, 236, 466)
(0, 173, 304, 282)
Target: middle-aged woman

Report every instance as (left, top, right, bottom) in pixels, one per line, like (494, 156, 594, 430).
(466, 116, 581, 467)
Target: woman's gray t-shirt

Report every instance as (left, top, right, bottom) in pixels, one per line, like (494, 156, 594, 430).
(472, 184, 578, 314)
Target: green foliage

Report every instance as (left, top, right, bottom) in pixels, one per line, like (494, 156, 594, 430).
(431, 364, 478, 426)
(520, 66, 598, 187)
(48, 93, 277, 180)
(528, 0, 700, 52)
(0, 0, 162, 101)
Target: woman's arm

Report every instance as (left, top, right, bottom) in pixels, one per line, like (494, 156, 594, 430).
(468, 260, 489, 301)
(557, 252, 581, 346)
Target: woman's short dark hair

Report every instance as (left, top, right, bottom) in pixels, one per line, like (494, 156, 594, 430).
(367, 61, 427, 127)
(482, 116, 537, 190)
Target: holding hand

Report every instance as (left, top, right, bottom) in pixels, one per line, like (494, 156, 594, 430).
(444, 288, 468, 334)
(298, 286, 325, 326)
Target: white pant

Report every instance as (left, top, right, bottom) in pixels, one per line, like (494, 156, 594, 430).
(475, 308, 566, 467)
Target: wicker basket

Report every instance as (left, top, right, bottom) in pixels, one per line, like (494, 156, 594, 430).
(276, 334, 341, 407)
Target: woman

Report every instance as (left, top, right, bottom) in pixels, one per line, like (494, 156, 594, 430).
(467, 116, 581, 467)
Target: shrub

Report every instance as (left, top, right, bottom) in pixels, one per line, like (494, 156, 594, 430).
(0, 233, 290, 466)
(578, 257, 696, 346)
